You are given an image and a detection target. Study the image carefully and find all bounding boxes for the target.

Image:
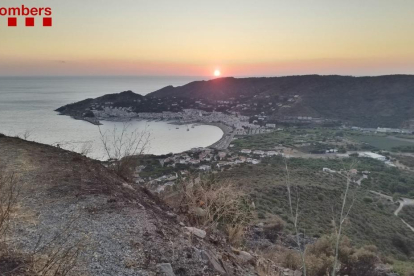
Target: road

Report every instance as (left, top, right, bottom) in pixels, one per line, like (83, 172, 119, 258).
(394, 197, 414, 216)
(355, 174, 368, 186)
(370, 190, 414, 232)
(207, 123, 235, 150)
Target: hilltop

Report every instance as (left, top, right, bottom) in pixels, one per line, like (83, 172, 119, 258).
(56, 75, 414, 128)
(0, 136, 261, 276)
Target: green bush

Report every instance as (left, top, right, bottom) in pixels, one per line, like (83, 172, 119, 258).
(304, 235, 381, 276)
(363, 197, 373, 203)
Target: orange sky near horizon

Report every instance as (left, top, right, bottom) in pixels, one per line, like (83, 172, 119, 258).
(1, 0, 414, 77)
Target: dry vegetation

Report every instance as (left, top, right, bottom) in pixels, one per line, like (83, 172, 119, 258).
(28, 222, 86, 276)
(98, 123, 151, 180)
(277, 235, 384, 276)
(0, 170, 85, 276)
(163, 175, 253, 246)
(0, 172, 19, 240)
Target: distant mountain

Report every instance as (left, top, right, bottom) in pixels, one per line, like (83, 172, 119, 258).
(148, 75, 414, 128)
(56, 75, 414, 128)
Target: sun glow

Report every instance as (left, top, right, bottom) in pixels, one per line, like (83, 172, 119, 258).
(214, 69, 221, 77)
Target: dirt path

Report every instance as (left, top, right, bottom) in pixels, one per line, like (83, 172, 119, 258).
(355, 174, 368, 186)
(370, 190, 414, 232)
(394, 197, 414, 216)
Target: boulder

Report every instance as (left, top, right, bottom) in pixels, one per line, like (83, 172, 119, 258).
(201, 250, 227, 275)
(237, 251, 254, 263)
(185, 227, 206, 239)
(156, 263, 176, 276)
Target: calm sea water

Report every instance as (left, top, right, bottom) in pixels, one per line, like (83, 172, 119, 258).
(0, 76, 223, 159)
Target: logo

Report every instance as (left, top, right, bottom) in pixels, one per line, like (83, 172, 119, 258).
(0, 5, 52, 27)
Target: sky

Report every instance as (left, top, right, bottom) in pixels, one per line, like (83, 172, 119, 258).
(1, 0, 414, 77)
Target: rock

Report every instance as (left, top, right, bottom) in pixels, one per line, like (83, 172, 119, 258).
(193, 207, 207, 217)
(185, 227, 206, 239)
(201, 250, 227, 275)
(166, 211, 176, 218)
(237, 251, 253, 263)
(256, 222, 264, 227)
(156, 263, 176, 276)
(122, 183, 135, 191)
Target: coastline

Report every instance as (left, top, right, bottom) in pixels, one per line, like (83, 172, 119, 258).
(166, 121, 233, 150)
(101, 117, 234, 150)
(165, 121, 234, 150)
(69, 114, 234, 152)
(201, 122, 234, 150)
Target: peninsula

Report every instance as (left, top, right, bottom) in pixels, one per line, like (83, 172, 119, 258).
(56, 75, 414, 130)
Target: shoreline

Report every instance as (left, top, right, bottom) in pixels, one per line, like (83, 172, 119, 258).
(97, 117, 234, 151)
(203, 123, 234, 150)
(165, 121, 233, 150)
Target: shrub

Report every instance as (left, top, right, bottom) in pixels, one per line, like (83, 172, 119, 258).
(98, 123, 150, 180)
(302, 235, 381, 276)
(392, 234, 412, 255)
(0, 172, 19, 239)
(263, 218, 285, 242)
(165, 175, 253, 245)
(281, 250, 302, 270)
(363, 197, 373, 203)
(340, 247, 378, 276)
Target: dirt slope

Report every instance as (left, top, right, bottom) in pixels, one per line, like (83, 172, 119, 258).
(0, 136, 253, 276)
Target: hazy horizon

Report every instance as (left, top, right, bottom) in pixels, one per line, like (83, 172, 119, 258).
(2, 0, 414, 77)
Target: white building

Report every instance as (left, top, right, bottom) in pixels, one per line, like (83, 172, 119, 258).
(359, 152, 387, 162)
(323, 168, 336, 173)
(240, 149, 252, 154)
(199, 165, 211, 171)
(235, 128, 247, 135)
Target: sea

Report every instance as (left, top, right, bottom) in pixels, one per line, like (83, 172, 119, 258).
(0, 76, 224, 160)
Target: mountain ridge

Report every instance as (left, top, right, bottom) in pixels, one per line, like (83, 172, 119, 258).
(56, 75, 414, 128)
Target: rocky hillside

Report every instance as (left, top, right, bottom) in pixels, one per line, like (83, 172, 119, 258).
(0, 136, 260, 276)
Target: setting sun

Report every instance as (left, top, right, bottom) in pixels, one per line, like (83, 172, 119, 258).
(214, 69, 221, 77)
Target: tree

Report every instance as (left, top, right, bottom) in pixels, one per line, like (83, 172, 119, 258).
(98, 122, 151, 180)
(284, 159, 307, 276)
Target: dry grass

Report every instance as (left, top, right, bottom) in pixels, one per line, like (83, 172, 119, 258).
(99, 122, 151, 180)
(0, 169, 85, 276)
(0, 171, 19, 241)
(165, 175, 253, 246)
(29, 222, 86, 276)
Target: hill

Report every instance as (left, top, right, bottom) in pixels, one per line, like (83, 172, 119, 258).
(57, 75, 414, 128)
(215, 156, 414, 259)
(0, 136, 255, 276)
(148, 75, 414, 127)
